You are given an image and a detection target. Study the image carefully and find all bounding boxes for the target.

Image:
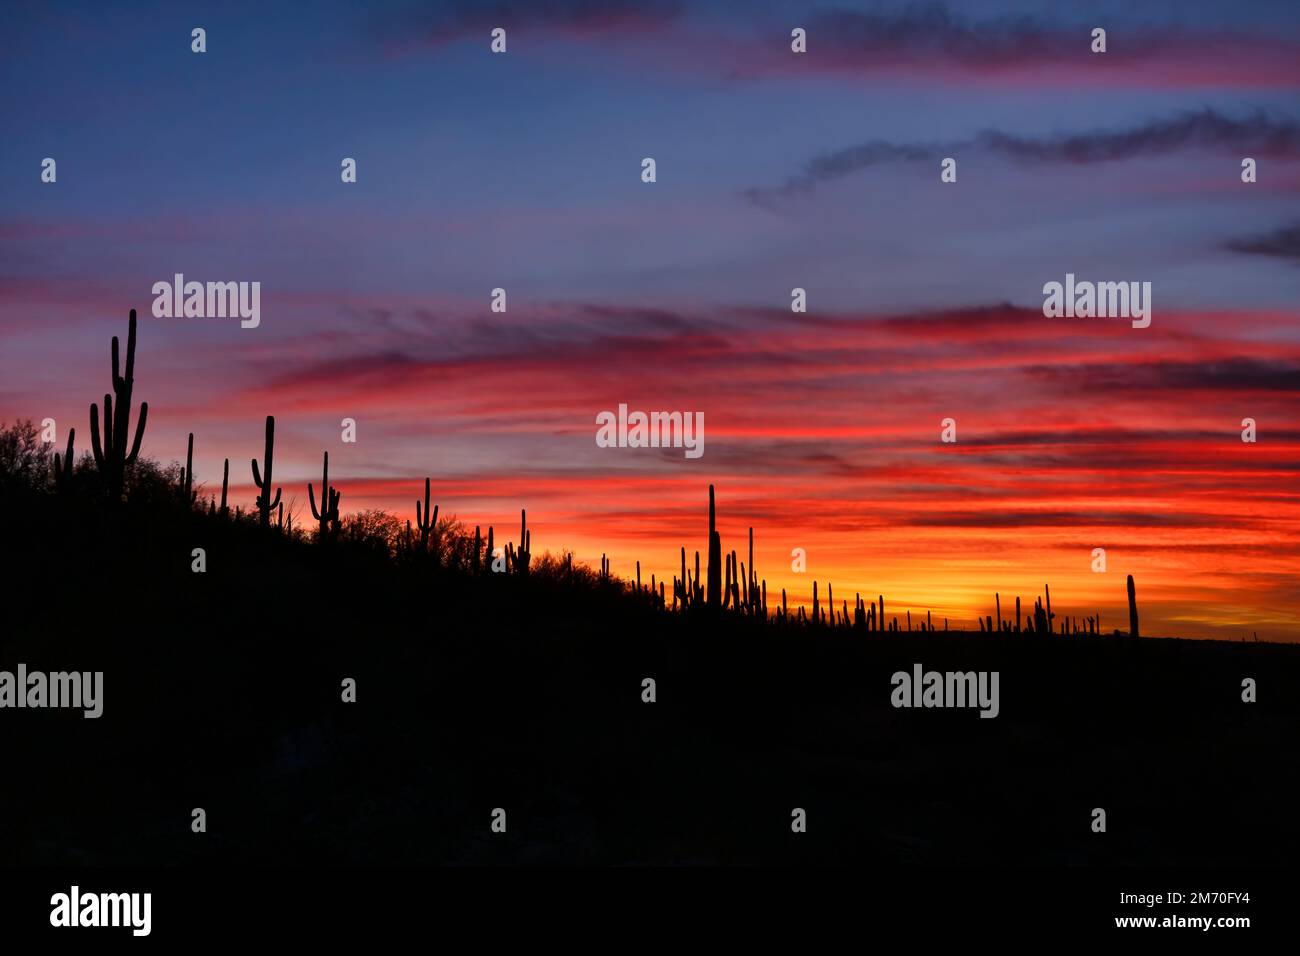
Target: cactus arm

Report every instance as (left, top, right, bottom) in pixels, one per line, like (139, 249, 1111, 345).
(90, 402, 104, 467)
(126, 402, 148, 464)
(124, 311, 137, 382)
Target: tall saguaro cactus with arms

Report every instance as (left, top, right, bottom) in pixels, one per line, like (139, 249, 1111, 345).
(415, 477, 438, 554)
(251, 415, 282, 527)
(308, 450, 341, 541)
(53, 428, 76, 491)
(89, 309, 149, 502)
(706, 484, 722, 608)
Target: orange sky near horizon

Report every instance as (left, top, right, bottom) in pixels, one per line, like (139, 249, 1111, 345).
(141, 301, 1298, 643)
(319, 459, 1300, 643)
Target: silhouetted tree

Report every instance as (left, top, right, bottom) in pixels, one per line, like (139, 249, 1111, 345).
(0, 420, 52, 493)
(341, 508, 403, 557)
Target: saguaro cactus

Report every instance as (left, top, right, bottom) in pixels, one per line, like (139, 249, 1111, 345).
(723, 554, 732, 609)
(1127, 574, 1140, 639)
(415, 477, 439, 553)
(515, 509, 530, 574)
(747, 527, 757, 613)
(706, 485, 722, 608)
(679, 547, 687, 607)
(251, 416, 282, 527)
(89, 309, 149, 501)
(506, 512, 530, 574)
(179, 432, 194, 504)
(53, 427, 75, 491)
(308, 450, 341, 540)
(220, 458, 229, 518)
(733, 550, 742, 607)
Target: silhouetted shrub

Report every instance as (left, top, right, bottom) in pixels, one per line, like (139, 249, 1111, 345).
(0, 419, 52, 494)
(341, 508, 404, 557)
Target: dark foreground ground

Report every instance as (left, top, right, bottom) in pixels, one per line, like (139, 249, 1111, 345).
(2, 490, 1297, 868)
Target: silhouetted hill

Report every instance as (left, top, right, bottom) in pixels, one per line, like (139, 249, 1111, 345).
(2, 459, 1297, 866)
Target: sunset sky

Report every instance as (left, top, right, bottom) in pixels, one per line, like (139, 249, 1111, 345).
(3, 0, 1299, 639)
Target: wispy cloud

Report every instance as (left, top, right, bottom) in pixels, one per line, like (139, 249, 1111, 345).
(746, 108, 1300, 203)
(1225, 223, 1300, 262)
(1024, 358, 1300, 394)
(768, 3, 1300, 87)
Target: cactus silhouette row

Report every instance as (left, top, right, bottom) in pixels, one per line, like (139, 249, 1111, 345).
(657, 483, 1140, 636)
(63, 309, 1145, 634)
